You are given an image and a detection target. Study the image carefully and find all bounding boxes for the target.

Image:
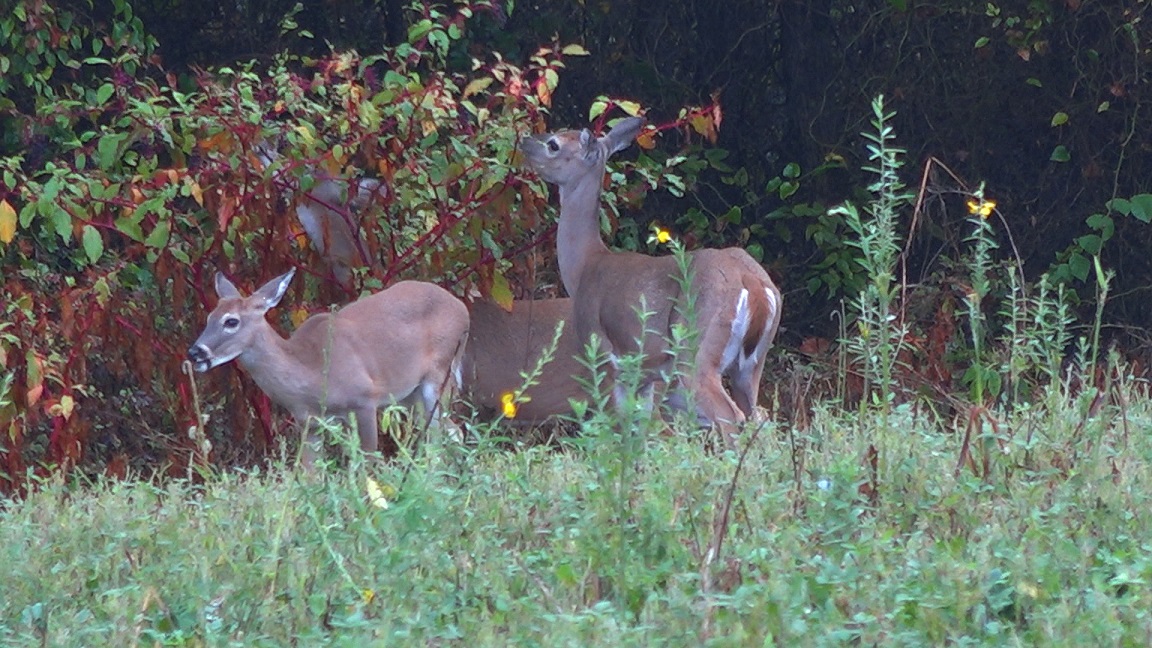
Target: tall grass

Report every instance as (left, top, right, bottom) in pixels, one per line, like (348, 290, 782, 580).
(833, 94, 912, 426)
(2, 393, 1151, 645)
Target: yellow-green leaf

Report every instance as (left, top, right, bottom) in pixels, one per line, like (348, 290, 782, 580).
(617, 100, 643, 117)
(1051, 111, 1069, 127)
(561, 43, 590, 56)
(463, 77, 493, 98)
(0, 199, 16, 243)
(491, 270, 513, 311)
(588, 99, 609, 122)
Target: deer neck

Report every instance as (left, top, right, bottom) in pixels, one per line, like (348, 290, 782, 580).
(236, 324, 318, 411)
(556, 169, 610, 297)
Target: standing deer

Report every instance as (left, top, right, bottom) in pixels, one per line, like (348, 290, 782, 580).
(520, 116, 783, 447)
(187, 269, 469, 466)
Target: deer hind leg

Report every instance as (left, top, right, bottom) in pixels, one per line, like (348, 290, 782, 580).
(419, 330, 468, 424)
(728, 355, 766, 418)
(687, 299, 758, 448)
(693, 372, 746, 451)
(352, 405, 380, 454)
(419, 378, 444, 422)
(728, 286, 779, 417)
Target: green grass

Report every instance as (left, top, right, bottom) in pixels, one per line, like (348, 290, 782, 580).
(3, 385, 1152, 647)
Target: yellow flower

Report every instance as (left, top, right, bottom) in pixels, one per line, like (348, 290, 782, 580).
(365, 477, 390, 509)
(649, 224, 673, 245)
(500, 392, 518, 419)
(362, 589, 376, 605)
(966, 197, 996, 219)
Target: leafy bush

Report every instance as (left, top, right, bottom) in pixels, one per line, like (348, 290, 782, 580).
(0, 0, 725, 491)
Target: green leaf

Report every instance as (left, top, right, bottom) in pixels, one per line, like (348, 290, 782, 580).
(1025, 78, 1042, 88)
(974, 36, 990, 48)
(1049, 145, 1070, 162)
(81, 225, 103, 263)
(114, 217, 143, 242)
(779, 181, 799, 200)
(95, 82, 114, 106)
(1106, 197, 1131, 215)
(97, 133, 126, 170)
(704, 148, 731, 172)
(51, 206, 71, 241)
(19, 201, 36, 228)
(1076, 234, 1102, 255)
(407, 19, 433, 43)
(1050, 111, 1069, 127)
(1127, 194, 1152, 223)
(144, 220, 170, 249)
(783, 162, 801, 179)
(1068, 252, 1090, 281)
(1085, 212, 1114, 240)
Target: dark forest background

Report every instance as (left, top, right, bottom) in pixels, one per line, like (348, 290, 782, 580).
(121, 0, 1152, 325)
(2, 0, 1151, 487)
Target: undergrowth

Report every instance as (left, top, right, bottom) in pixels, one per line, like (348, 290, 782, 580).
(2, 386, 1150, 646)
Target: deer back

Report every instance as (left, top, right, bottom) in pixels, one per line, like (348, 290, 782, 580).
(463, 298, 588, 422)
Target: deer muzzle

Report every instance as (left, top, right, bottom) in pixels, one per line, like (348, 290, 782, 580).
(187, 344, 213, 373)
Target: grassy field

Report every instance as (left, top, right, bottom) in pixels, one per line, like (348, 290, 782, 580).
(2, 378, 1151, 647)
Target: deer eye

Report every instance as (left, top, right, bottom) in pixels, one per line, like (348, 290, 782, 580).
(546, 138, 560, 153)
(222, 316, 241, 331)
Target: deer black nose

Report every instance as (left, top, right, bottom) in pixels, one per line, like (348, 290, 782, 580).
(187, 346, 208, 363)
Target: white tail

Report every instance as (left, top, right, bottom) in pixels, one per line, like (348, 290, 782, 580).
(521, 117, 783, 447)
(187, 269, 469, 465)
(461, 298, 588, 423)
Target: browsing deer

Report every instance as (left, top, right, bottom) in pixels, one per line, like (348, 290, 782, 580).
(187, 269, 470, 465)
(520, 116, 783, 447)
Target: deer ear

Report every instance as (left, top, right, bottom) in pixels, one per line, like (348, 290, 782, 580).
(579, 129, 596, 160)
(604, 116, 645, 155)
(254, 268, 296, 310)
(215, 272, 241, 299)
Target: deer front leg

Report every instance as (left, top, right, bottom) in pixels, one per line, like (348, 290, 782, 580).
(299, 414, 323, 469)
